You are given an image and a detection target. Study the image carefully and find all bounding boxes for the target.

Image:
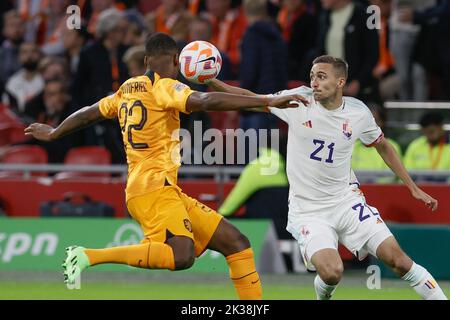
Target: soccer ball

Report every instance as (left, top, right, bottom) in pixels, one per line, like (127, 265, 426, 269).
(179, 40, 222, 84)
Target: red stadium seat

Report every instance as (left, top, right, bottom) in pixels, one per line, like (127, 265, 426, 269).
(0, 125, 29, 146)
(0, 104, 22, 125)
(55, 146, 112, 179)
(64, 146, 111, 165)
(0, 104, 28, 146)
(2, 145, 48, 164)
(0, 145, 48, 177)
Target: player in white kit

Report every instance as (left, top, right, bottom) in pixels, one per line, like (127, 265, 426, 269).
(206, 55, 447, 300)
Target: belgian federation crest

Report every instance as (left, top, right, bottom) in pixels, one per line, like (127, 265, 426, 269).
(342, 119, 352, 140)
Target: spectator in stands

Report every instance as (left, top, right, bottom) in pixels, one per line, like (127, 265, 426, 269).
(399, 0, 450, 100)
(277, 0, 317, 81)
(201, 0, 247, 70)
(24, 79, 70, 126)
(63, 26, 91, 77)
(123, 9, 147, 46)
(2, 42, 44, 113)
(17, 0, 46, 43)
(390, 0, 435, 101)
(352, 104, 402, 182)
(178, 16, 235, 165)
(38, 56, 69, 82)
(145, 0, 193, 42)
(87, 0, 118, 36)
(73, 8, 129, 164)
(239, 0, 288, 135)
(22, 78, 74, 163)
(315, 0, 379, 101)
(74, 8, 129, 103)
(0, 10, 25, 87)
(122, 45, 146, 77)
(404, 111, 450, 174)
(0, 2, 15, 43)
(183, 16, 233, 81)
(370, 0, 400, 101)
(39, 0, 70, 56)
(219, 132, 290, 240)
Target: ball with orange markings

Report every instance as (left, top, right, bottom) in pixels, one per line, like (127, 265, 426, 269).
(179, 40, 222, 84)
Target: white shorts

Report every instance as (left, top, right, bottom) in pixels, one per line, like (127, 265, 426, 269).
(286, 192, 393, 271)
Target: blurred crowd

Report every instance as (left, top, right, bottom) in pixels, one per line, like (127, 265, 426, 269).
(0, 0, 449, 167)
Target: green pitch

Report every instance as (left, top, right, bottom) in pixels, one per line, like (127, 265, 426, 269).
(2, 282, 449, 300)
(1, 272, 449, 300)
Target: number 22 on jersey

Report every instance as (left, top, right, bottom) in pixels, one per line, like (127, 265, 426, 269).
(119, 100, 149, 149)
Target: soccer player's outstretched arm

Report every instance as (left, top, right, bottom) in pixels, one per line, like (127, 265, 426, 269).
(375, 138, 438, 211)
(24, 102, 105, 141)
(186, 91, 308, 112)
(207, 79, 257, 96)
(205, 79, 267, 112)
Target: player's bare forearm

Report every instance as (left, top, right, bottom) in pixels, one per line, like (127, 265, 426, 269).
(375, 138, 416, 190)
(187, 92, 268, 111)
(207, 79, 257, 96)
(187, 92, 307, 112)
(207, 80, 270, 112)
(24, 103, 104, 141)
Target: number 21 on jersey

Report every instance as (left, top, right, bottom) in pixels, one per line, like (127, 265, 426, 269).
(309, 139, 335, 163)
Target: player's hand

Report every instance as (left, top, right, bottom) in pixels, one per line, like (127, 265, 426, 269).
(24, 123, 56, 142)
(411, 187, 438, 212)
(268, 94, 309, 109)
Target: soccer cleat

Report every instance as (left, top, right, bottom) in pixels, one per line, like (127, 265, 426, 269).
(62, 246, 90, 285)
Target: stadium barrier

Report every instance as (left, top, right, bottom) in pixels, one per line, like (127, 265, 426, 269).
(1, 165, 449, 270)
(1, 174, 450, 224)
(0, 217, 286, 274)
(374, 223, 450, 280)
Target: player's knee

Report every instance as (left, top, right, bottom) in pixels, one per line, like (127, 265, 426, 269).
(168, 237, 195, 270)
(208, 219, 251, 256)
(234, 232, 251, 251)
(319, 264, 344, 285)
(223, 228, 251, 253)
(390, 253, 412, 276)
(174, 251, 195, 270)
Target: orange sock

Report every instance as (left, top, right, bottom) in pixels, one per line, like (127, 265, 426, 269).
(226, 248, 262, 300)
(84, 242, 175, 270)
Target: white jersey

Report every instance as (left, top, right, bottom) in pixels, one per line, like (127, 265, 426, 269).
(269, 86, 383, 214)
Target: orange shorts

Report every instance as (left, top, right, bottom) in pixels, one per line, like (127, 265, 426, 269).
(127, 185, 223, 257)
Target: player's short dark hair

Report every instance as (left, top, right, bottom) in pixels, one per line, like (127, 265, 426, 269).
(312, 55, 348, 79)
(145, 33, 178, 57)
(420, 111, 444, 128)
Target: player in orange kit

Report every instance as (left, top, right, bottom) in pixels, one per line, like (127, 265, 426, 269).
(24, 32, 307, 300)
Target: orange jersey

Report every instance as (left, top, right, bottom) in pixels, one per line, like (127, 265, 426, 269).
(98, 71, 195, 202)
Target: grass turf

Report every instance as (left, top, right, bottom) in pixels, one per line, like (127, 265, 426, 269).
(1, 277, 449, 300)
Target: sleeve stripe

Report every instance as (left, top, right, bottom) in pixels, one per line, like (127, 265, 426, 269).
(364, 132, 384, 147)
